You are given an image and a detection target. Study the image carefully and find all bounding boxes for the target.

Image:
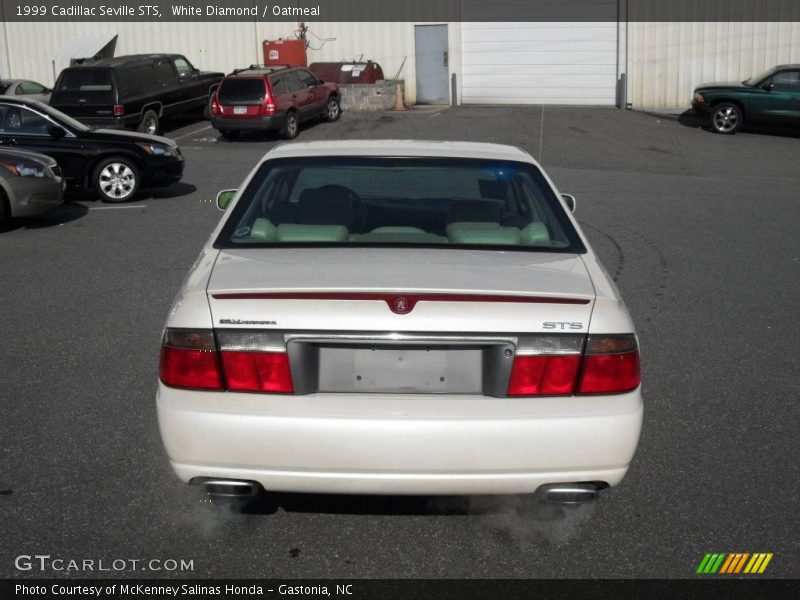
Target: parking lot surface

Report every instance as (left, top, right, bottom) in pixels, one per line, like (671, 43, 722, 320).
(1, 106, 798, 578)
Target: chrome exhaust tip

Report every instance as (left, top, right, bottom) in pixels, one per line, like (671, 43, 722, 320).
(538, 482, 609, 504)
(191, 478, 261, 498)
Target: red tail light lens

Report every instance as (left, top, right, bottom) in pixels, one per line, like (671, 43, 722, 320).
(221, 351, 294, 393)
(211, 95, 221, 116)
(507, 355, 581, 396)
(113, 104, 124, 116)
(506, 335, 584, 396)
(159, 330, 222, 390)
(261, 97, 276, 115)
(577, 335, 640, 395)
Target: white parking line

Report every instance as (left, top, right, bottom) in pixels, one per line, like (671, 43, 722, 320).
(89, 205, 147, 210)
(172, 125, 212, 141)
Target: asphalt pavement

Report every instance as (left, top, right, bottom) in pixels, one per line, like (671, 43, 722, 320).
(1, 106, 798, 579)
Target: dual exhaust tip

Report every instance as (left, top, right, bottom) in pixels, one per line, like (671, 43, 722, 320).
(193, 478, 609, 504)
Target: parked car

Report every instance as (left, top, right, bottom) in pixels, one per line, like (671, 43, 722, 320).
(50, 54, 224, 135)
(0, 97, 184, 202)
(692, 64, 800, 134)
(157, 140, 643, 508)
(209, 65, 341, 140)
(0, 79, 52, 104)
(0, 147, 64, 226)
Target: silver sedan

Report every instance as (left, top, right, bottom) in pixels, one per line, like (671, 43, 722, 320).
(0, 79, 52, 104)
(0, 148, 65, 226)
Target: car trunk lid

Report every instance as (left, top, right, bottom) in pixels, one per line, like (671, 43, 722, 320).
(207, 247, 594, 333)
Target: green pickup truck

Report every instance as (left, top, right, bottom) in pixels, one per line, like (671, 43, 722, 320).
(691, 64, 800, 134)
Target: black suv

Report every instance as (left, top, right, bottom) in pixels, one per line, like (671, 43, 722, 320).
(0, 97, 184, 202)
(50, 54, 223, 135)
(210, 65, 341, 140)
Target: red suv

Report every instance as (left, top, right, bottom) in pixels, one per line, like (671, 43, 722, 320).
(209, 65, 341, 140)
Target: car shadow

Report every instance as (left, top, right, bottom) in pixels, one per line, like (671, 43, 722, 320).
(234, 491, 589, 519)
(1, 201, 89, 231)
(63, 182, 197, 204)
(144, 182, 197, 199)
(676, 108, 800, 138)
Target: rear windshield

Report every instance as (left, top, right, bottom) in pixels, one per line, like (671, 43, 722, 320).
(215, 157, 585, 253)
(56, 69, 113, 92)
(218, 78, 266, 104)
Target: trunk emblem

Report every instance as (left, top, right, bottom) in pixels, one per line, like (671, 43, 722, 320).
(391, 296, 412, 314)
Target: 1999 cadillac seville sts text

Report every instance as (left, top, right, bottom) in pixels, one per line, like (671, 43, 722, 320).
(157, 141, 643, 505)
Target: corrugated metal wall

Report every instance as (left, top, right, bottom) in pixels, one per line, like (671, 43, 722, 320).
(626, 20, 800, 109)
(0, 20, 452, 105)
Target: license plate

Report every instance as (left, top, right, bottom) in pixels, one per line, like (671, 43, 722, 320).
(233, 106, 247, 114)
(316, 346, 483, 394)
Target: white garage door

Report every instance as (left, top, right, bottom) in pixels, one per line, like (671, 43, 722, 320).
(461, 22, 618, 105)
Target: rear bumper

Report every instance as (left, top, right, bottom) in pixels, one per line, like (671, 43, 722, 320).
(210, 113, 286, 132)
(64, 116, 134, 129)
(157, 384, 643, 495)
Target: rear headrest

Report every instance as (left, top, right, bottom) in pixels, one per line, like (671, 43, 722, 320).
(447, 200, 502, 224)
(298, 185, 355, 228)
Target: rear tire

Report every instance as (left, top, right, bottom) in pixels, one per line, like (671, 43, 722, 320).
(710, 102, 743, 134)
(221, 129, 240, 140)
(137, 110, 159, 135)
(281, 111, 299, 140)
(93, 156, 140, 203)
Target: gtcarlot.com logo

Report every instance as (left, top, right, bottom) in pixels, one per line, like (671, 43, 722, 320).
(15, 555, 194, 573)
(696, 552, 773, 575)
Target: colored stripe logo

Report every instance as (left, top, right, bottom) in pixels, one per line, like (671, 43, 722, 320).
(696, 553, 773, 574)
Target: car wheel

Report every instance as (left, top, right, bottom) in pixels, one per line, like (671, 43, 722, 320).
(93, 157, 140, 203)
(281, 111, 299, 140)
(711, 103, 742, 134)
(137, 110, 159, 135)
(322, 96, 341, 122)
(221, 129, 240, 140)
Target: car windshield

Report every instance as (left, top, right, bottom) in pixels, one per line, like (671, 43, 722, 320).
(743, 67, 778, 85)
(218, 78, 266, 104)
(56, 69, 112, 92)
(215, 157, 585, 253)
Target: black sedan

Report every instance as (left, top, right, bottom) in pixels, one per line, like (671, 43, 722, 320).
(0, 96, 184, 202)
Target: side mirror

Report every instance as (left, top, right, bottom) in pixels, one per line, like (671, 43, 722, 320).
(561, 193, 576, 213)
(216, 189, 237, 211)
(48, 125, 66, 139)
(317, 79, 324, 85)
(762, 83, 775, 91)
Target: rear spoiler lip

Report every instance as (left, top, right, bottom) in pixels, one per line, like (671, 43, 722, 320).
(210, 292, 591, 315)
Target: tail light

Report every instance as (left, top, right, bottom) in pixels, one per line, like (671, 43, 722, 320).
(507, 334, 640, 396)
(159, 330, 222, 390)
(507, 335, 583, 396)
(577, 335, 640, 394)
(160, 329, 293, 394)
(261, 99, 277, 115)
(210, 94, 221, 116)
(262, 81, 276, 115)
(113, 104, 124, 117)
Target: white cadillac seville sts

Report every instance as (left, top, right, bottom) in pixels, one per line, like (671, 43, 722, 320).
(157, 140, 642, 505)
